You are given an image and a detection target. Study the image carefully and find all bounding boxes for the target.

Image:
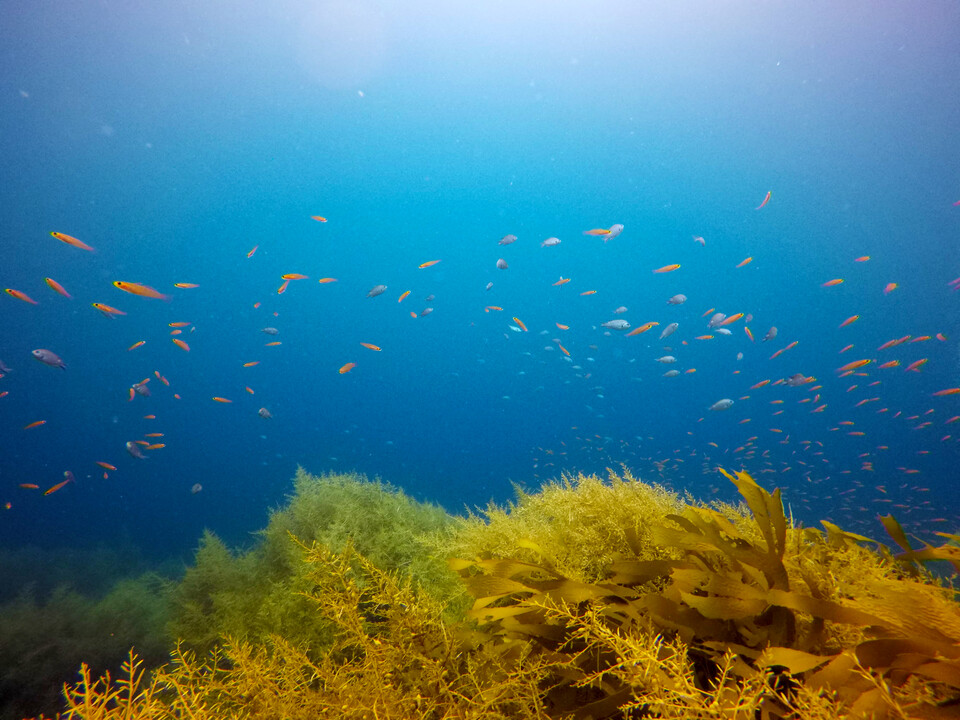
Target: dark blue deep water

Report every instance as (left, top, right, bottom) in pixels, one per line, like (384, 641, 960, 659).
(2, 1, 959, 565)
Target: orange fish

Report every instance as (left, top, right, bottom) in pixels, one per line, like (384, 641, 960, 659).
(904, 358, 927, 372)
(172, 338, 190, 352)
(169, 321, 191, 327)
(552, 277, 571, 286)
(556, 322, 569, 330)
(144, 432, 164, 438)
(418, 260, 441, 268)
(837, 359, 871, 373)
(582, 228, 611, 236)
(44, 278, 72, 299)
(735, 257, 753, 268)
(338, 362, 356, 374)
(44, 478, 72, 496)
(513, 317, 528, 332)
(5, 288, 38, 304)
(695, 334, 714, 340)
(174, 282, 199, 289)
(750, 380, 771, 389)
(398, 290, 410, 302)
(243, 361, 260, 367)
(854, 256, 870, 262)
(910, 336, 931, 343)
(626, 321, 658, 337)
(19, 483, 40, 489)
(311, 216, 327, 222)
(484, 305, 503, 312)
(878, 336, 910, 350)
(92, 302, 127, 317)
(113, 281, 171, 301)
(719, 312, 744, 326)
(96, 462, 117, 471)
(317, 277, 338, 284)
(755, 191, 772, 210)
(883, 282, 898, 295)
(652, 264, 681, 273)
(277, 279, 290, 295)
(24, 420, 46, 429)
(51, 231, 95, 251)
(245, 386, 254, 394)
(839, 315, 859, 328)
(265, 341, 281, 346)
(579, 290, 597, 296)
(821, 278, 844, 287)
(932, 388, 960, 396)
(558, 344, 570, 356)
(247, 245, 259, 258)
(128, 341, 146, 351)
(360, 342, 382, 351)
(281, 273, 309, 280)
(744, 327, 755, 342)
(145, 443, 165, 450)
(212, 397, 232, 403)
(878, 360, 900, 369)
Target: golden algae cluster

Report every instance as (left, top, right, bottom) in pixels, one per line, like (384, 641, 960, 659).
(54, 468, 960, 719)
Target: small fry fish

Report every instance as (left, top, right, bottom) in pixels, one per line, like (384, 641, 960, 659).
(839, 315, 859, 328)
(932, 388, 960, 396)
(653, 264, 681, 273)
(904, 358, 927, 373)
(556, 323, 569, 330)
(735, 257, 753, 268)
(174, 282, 200, 288)
(128, 341, 146, 351)
(755, 191, 771, 210)
(552, 277, 571, 286)
(51, 231, 95, 251)
(579, 290, 597, 296)
(212, 397, 232, 403)
(113, 281, 171, 301)
(243, 361, 260, 367)
(20, 483, 39, 489)
(24, 420, 46, 429)
(311, 216, 327, 222)
(883, 282, 898, 295)
(247, 245, 259, 258)
(418, 260, 441, 268)
(44, 478, 72, 495)
(5, 288, 38, 304)
(854, 256, 870, 262)
(398, 290, 410, 302)
(821, 278, 844, 287)
(96, 462, 117, 471)
(360, 342, 381, 351)
(44, 278, 72, 298)
(277, 279, 290, 294)
(338, 362, 356, 374)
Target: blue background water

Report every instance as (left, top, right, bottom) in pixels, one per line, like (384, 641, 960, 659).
(1, 1, 959, 562)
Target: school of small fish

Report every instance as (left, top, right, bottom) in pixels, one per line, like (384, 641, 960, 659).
(3, 212, 959, 538)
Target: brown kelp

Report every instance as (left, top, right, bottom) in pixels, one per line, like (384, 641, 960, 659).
(53, 467, 960, 719)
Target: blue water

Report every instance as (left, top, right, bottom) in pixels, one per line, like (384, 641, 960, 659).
(2, 1, 959, 562)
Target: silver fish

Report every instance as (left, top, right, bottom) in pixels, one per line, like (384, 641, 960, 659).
(32, 348, 66, 370)
(659, 322, 679, 340)
(763, 326, 778, 342)
(485, 282, 493, 291)
(707, 313, 726, 329)
(655, 355, 677, 364)
(132, 381, 150, 397)
(367, 284, 387, 298)
(191, 483, 203, 494)
(261, 327, 279, 335)
(666, 294, 687, 305)
(604, 224, 624, 241)
(496, 258, 508, 270)
(425, 294, 435, 302)
(126, 441, 146, 459)
(785, 373, 812, 387)
(498, 234, 517, 245)
(258, 407, 272, 419)
(601, 319, 630, 331)
(715, 327, 732, 335)
(420, 307, 433, 316)
(0, 359, 11, 373)
(540, 237, 561, 247)
(613, 306, 628, 314)
(709, 398, 734, 411)
(663, 369, 680, 377)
